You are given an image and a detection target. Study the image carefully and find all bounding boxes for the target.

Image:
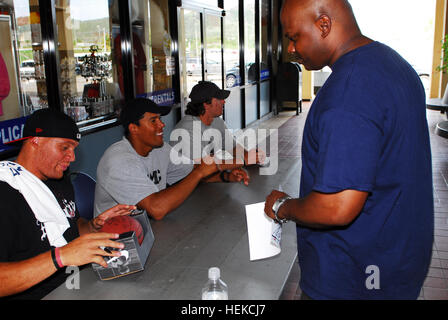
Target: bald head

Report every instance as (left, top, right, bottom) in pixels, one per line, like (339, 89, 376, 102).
(281, 0, 370, 69)
(286, 0, 356, 16)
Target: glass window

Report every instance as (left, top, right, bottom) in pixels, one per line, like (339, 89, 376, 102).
(55, 0, 120, 131)
(0, 0, 47, 154)
(260, 0, 269, 81)
(244, 0, 256, 84)
(204, 13, 222, 88)
(179, 8, 202, 103)
(187, 0, 218, 7)
(223, 0, 239, 88)
(133, 0, 174, 106)
(271, 0, 279, 75)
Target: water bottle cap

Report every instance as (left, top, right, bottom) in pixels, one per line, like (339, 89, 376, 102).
(208, 267, 220, 280)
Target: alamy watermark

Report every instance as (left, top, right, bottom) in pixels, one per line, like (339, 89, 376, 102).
(65, 266, 80, 290)
(169, 121, 279, 175)
(65, 264, 381, 292)
(365, 265, 380, 290)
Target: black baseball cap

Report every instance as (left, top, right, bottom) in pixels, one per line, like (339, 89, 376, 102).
(6, 108, 81, 146)
(189, 81, 230, 103)
(120, 98, 172, 129)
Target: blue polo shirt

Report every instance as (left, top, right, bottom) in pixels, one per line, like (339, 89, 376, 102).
(298, 41, 434, 299)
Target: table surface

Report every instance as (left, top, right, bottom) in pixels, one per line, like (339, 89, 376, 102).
(44, 158, 301, 300)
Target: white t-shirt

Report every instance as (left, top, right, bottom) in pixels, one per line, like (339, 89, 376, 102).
(94, 137, 193, 217)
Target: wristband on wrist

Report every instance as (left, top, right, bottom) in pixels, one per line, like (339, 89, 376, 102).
(51, 247, 64, 270)
(272, 196, 292, 224)
(220, 170, 230, 182)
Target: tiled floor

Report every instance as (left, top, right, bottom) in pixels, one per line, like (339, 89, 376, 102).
(426, 106, 448, 300)
(255, 101, 448, 300)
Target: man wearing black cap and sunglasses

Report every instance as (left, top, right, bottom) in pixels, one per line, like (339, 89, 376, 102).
(0, 109, 136, 299)
(94, 98, 250, 221)
(170, 81, 265, 166)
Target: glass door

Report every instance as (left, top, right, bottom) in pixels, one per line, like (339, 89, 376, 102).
(178, 5, 223, 116)
(179, 8, 202, 114)
(204, 12, 222, 88)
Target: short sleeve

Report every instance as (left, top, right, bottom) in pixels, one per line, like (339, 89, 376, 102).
(170, 118, 210, 160)
(313, 109, 382, 193)
(204, 118, 235, 153)
(166, 145, 194, 185)
(96, 154, 159, 207)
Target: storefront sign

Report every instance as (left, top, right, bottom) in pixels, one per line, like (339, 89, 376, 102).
(260, 69, 270, 81)
(0, 116, 27, 152)
(138, 88, 176, 107)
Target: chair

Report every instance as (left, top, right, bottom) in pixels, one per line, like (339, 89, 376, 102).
(70, 171, 96, 220)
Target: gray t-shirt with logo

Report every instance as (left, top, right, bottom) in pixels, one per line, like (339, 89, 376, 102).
(94, 137, 193, 217)
(169, 115, 237, 160)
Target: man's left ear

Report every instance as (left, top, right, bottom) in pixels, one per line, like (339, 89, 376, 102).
(316, 14, 331, 38)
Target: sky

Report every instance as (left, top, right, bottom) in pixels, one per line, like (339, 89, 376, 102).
(68, 0, 109, 21)
(349, 0, 437, 73)
(13, 0, 109, 21)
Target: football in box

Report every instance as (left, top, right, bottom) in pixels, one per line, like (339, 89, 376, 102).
(92, 212, 154, 280)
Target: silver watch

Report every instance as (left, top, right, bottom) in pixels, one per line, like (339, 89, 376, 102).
(272, 196, 292, 224)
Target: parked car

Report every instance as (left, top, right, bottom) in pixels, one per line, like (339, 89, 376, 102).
(225, 65, 241, 88)
(20, 60, 35, 80)
(206, 59, 221, 75)
(225, 63, 263, 88)
(186, 57, 221, 76)
(186, 57, 201, 75)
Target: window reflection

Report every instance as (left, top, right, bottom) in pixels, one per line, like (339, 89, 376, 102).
(244, 0, 256, 84)
(0, 0, 48, 153)
(55, 0, 120, 129)
(180, 8, 202, 101)
(224, 0, 239, 88)
(0, 0, 47, 122)
(204, 13, 222, 88)
(132, 0, 174, 106)
(260, 0, 269, 81)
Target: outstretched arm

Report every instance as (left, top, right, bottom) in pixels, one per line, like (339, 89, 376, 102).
(137, 158, 219, 220)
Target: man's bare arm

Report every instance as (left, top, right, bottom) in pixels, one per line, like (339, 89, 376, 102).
(265, 189, 368, 228)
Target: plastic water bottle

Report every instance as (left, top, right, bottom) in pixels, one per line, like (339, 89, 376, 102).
(201, 267, 229, 300)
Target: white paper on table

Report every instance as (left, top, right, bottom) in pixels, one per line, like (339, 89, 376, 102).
(245, 202, 282, 261)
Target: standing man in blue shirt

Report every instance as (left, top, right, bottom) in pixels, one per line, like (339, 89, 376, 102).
(265, 0, 433, 299)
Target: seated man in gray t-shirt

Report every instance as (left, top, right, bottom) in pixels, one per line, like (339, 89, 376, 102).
(94, 98, 250, 220)
(169, 81, 265, 165)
